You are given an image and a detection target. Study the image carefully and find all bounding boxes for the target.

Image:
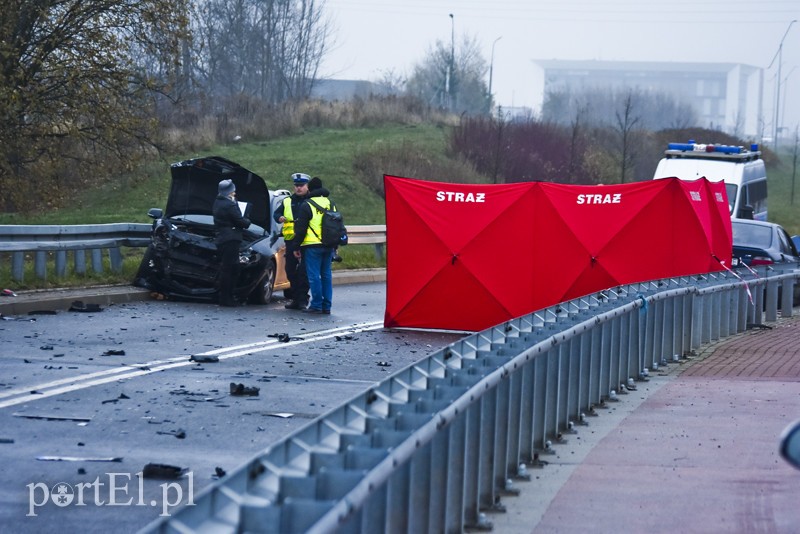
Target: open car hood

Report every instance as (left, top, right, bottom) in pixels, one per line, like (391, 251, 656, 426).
(164, 156, 271, 229)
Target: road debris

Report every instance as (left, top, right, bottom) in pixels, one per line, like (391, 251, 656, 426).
(1, 288, 17, 297)
(102, 349, 126, 356)
(268, 333, 297, 342)
(37, 456, 122, 462)
(69, 301, 102, 312)
(14, 413, 92, 423)
(142, 463, 188, 479)
(230, 382, 260, 396)
(189, 354, 219, 363)
(102, 393, 130, 404)
(156, 429, 186, 439)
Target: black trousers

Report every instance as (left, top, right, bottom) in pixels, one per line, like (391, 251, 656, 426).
(217, 240, 241, 306)
(285, 245, 309, 304)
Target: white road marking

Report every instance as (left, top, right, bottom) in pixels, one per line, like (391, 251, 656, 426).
(0, 321, 383, 409)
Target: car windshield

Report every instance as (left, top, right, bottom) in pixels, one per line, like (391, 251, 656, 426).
(732, 222, 772, 248)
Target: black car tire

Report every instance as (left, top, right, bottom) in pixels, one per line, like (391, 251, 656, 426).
(251, 259, 277, 304)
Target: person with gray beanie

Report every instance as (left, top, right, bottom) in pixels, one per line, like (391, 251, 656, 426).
(213, 179, 251, 306)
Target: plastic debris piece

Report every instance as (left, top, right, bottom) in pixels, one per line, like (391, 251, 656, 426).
(102, 349, 125, 356)
(1, 289, 17, 297)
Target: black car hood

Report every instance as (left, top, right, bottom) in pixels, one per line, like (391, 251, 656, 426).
(165, 156, 271, 229)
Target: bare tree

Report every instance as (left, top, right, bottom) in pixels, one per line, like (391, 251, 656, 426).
(615, 91, 641, 183)
(189, 0, 330, 105)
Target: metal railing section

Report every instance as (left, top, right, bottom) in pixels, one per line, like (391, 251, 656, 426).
(0, 224, 387, 282)
(143, 265, 798, 533)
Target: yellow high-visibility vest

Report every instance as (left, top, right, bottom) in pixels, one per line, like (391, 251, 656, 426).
(302, 196, 332, 246)
(281, 197, 295, 240)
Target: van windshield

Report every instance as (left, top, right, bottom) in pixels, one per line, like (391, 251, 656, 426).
(725, 183, 737, 214)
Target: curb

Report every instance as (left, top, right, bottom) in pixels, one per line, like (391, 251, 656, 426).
(0, 269, 386, 316)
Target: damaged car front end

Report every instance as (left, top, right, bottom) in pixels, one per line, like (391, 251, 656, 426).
(134, 156, 289, 304)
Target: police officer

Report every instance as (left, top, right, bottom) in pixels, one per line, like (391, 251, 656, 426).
(273, 173, 311, 309)
(213, 179, 250, 306)
(292, 177, 336, 314)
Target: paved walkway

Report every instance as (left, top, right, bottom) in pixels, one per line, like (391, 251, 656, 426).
(496, 313, 800, 533)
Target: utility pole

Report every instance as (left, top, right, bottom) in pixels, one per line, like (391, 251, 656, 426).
(489, 36, 502, 103)
(448, 13, 455, 112)
(768, 19, 796, 151)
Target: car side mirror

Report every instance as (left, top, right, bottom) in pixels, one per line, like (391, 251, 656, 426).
(147, 208, 163, 220)
(780, 420, 800, 469)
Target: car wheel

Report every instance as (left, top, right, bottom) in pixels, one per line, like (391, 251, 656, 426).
(252, 259, 277, 304)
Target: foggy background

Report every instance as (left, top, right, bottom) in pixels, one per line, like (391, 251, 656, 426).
(322, 0, 800, 136)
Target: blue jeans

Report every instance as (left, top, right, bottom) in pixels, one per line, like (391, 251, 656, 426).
(303, 246, 333, 311)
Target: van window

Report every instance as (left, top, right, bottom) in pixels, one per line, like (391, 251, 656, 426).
(740, 179, 767, 220)
(725, 184, 737, 213)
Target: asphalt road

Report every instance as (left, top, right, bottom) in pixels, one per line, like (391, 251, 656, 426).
(0, 280, 462, 533)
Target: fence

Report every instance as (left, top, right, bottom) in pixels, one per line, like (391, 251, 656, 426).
(0, 224, 387, 282)
(142, 265, 799, 533)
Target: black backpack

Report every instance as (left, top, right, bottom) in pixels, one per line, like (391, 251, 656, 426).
(307, 198, 348, 247)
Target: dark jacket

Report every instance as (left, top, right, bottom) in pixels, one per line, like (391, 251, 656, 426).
(213, 195, 251, 245)
(291, 186, 331, 249)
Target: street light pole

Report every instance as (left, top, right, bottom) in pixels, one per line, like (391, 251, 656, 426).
(489, 36, 502, 100)
(768, 19, 796, 151)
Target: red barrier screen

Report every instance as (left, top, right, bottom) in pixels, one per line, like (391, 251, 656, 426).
(384, 176, 731, 331)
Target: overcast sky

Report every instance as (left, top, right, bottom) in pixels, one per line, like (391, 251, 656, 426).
(320, 0, 800, 136)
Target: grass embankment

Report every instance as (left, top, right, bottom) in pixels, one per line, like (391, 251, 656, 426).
(0, 124, 450, 289)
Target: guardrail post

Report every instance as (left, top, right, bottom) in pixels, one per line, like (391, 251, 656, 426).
(74, 250, 87, 275)
(710, 291, 722, 341)
(679, 292, 692, 358)
(34, 251, 46, 280)
(374, 243, 384, 261)
(736, 287, 749, 332)
(781, 280, 794, 317)
(765, 280, 779, 322)
(109, 247, 123, 272)
(55, 251, 67, 277)
(12, 252, 24, 281)
(91, 249, 103, 274)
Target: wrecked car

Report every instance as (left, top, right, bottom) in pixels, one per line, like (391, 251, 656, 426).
(134, 156, 290, 304)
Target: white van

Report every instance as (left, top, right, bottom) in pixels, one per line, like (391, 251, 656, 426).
(653, 141, 767, 220)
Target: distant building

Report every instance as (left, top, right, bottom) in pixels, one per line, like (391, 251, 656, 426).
(532, 60, 763, 138)
(310, 79, 395, 101)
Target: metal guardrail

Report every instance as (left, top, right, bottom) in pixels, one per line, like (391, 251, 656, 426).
(142, 265, 799, 533)
(0, 224, 387, 282)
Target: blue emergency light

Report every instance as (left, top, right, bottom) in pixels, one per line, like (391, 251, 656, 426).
(666, 141, 746, 155)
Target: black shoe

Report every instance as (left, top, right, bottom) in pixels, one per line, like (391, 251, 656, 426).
(303, 308, 329, 315)
(284, 301, 306, 310)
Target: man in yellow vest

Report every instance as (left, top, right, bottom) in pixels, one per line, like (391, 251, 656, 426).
(273, 173, 311, 309)
(292, 177, 336, 314)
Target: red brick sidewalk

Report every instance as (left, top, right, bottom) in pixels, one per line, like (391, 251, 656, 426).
(681, 316, 800, 380)
(498, 314, 800, 534)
